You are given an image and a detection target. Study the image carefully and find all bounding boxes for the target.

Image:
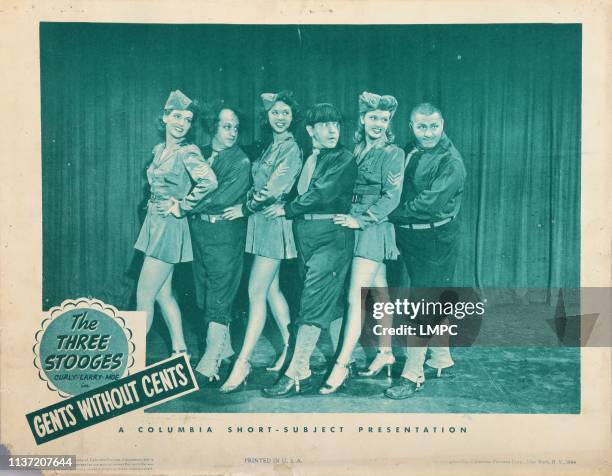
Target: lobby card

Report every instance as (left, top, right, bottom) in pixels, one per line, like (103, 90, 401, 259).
(0, 0, 610, 474)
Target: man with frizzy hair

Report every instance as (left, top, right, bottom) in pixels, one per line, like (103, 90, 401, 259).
(387, 102, 467, 399)
(262, 103, 358, 398)
(189, 105, 251, 383)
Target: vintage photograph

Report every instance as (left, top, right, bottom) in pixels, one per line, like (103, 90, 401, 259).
(2, 0, 610, 473)
(41, 22, 581, 413)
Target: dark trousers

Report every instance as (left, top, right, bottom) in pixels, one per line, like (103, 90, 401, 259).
(395, 218, 460, 327)
(293, 220, 354, 330)
(395, 218, 459, 287)
(190, 218, 247, 325)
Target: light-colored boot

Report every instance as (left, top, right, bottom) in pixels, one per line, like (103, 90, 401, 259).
(400, 345, 427, 384)
(262, 324, 322, 397)
(426, 346, 454, 377)
(284, 324, 321, 381)
(196, 322, 234, 381)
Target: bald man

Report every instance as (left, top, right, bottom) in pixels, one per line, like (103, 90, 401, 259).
(387, 103, 466, 399)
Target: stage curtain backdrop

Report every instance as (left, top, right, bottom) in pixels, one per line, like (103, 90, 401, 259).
(41, 23, 580, 310)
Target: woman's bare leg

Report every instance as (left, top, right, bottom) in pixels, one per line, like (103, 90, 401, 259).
(237, 255, 281, 362)
(136, 256, 174, 334)
(156, 267, 188, 352)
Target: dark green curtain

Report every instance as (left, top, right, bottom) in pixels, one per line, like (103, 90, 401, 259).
(41, 23, 580, 310)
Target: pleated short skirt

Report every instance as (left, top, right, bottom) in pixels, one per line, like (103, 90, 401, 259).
(245, 212, 297, 260)
(134, 203, 193, 264)
(354, 221, 399, 262)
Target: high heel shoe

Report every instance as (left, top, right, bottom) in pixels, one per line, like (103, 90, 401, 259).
(358, 351, 395, 377)
(319, 362, 350, 395)
(219, 358, 251, 394)
(266, 343, 289, 372)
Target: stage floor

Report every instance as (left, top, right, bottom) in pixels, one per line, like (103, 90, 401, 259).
(144, 322, 580, 414)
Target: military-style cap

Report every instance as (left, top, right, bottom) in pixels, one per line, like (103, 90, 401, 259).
(358, 91, 398, 117)
(261, 92, 279, 111)
(164, 90, 193, 111)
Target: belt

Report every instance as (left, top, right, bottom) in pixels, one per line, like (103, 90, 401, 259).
(398, 217, 453, 230)
(302, 214, 336, 221)
(192, 213, 226, 223)
(149, 192, 169, 203)
(352, 193, 379, 204)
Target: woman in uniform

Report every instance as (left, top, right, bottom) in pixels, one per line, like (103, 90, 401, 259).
(134, 90, 218, 358)
(219, 91, 302, 393)
(320, 91, 405, 394)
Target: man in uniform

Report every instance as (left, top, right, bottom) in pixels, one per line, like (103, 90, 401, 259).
(387, 103, 466, 399)
(187, 105, 251, 381)
(262, 103, 357, 397)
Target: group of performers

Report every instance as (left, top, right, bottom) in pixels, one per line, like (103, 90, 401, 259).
(134, 89, 466, 400)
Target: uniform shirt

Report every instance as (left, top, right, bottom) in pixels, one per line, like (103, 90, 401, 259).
(148, 142, 218, 214)
(390, 134, 466, 224)
(242, 131, 302, 215)
(351, 140, 405, 229)
(285, 146, 357, 218)
(188, 143, 251, 216)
